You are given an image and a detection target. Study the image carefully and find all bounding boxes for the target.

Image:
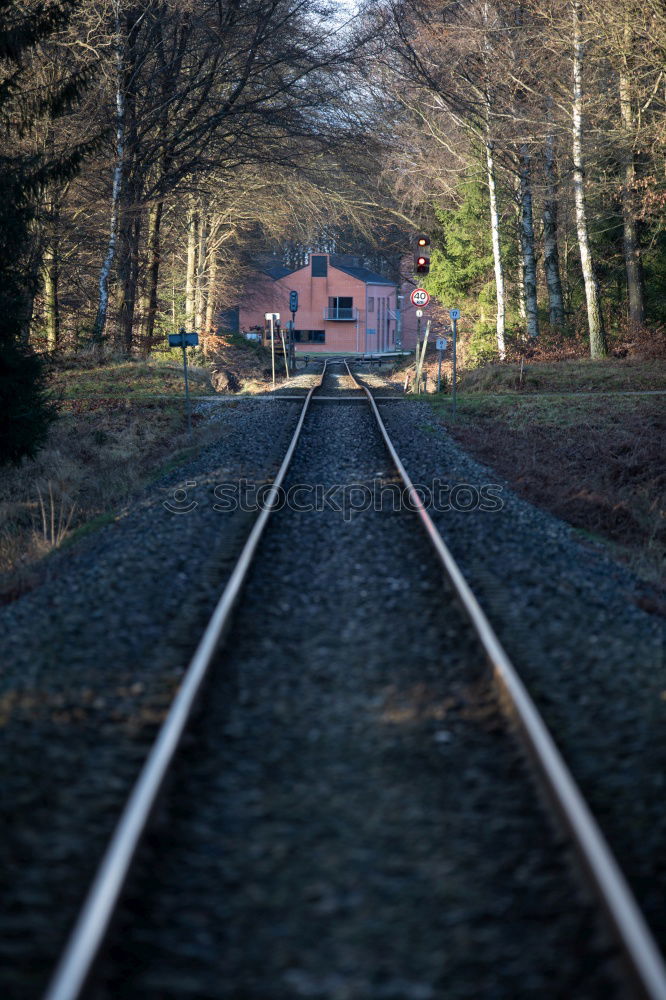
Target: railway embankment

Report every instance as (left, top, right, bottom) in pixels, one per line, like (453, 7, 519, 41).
(0, 360, 663, 997)
(380, 398, 666, 953)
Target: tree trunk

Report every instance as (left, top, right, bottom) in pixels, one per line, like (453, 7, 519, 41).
(486, 136, 506, 359)
(517, 246, 527, 320)
(519, 148, 539, 340)
(513, 175, 527, 320)
(482, 1, 506, 360)
(21, 222, 42, 344)
(204, 250, 218, 337)
(43, 242, 60, 351)
(117, 192, 142, 355)
(93, 5, 125, 349)
(185, 204, 198, 328)
(543, 115, 566, 327)
(572, 0, 607, 358)
(195, 210, 208, 332)
(619, 19, 645, 329)
(139, 200, 164, 356)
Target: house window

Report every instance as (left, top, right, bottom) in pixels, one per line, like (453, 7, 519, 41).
(368, 296, 375, 313)
(328, 296, 353, 320)
(311, 255, 328, 277)
(295, 329, 325, 343)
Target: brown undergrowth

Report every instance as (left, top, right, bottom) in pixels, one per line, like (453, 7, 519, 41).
(203, 332, 277, 393)
(430, 394, 665, 592)
(0, 397, 221, 605)
(0, 333, 295, 603)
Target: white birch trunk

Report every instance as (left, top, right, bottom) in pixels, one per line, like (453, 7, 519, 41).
(572, 0, 607, 358)
(519, 148, 539, 340)
(514, 174, 527, 320)
(93, 3, 125, 347)
(482, 1, 506, 359)
(486, 137, 506, 359)
(517, 241, 527, 321)
(43, 242, 60, 351)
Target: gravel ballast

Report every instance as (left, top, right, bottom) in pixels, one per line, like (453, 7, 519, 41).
(0, 364, 661, 998)
(376, 396, 665, 950)
(0, 398, 303, 998)
(92, 375, 618, 999)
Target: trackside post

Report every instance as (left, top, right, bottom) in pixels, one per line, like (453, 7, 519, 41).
(450, 309, 460, 418)
(436, 337, 448, 393)
(265, 313, 279, 389)
(168, 328, 198, 438)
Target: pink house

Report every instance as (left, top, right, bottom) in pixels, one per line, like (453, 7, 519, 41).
(237, 254, 399, 354)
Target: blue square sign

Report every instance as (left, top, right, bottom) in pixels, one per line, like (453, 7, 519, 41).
(169, 331, 199, 347)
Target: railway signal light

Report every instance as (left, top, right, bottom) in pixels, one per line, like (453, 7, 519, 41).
(415, 235, 430, 275)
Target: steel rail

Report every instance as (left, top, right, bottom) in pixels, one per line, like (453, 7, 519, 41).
(344, 360, 666, 1000)
(43, 361, 331, 1000)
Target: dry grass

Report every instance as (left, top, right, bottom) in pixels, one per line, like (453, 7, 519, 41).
(0, 339, 287, 604)
(36, 482, 77, 550)
(0, 395, 221, 605)
(50, 353, 215, 399)
(390, 351, 666, 397)
(457, 357, 666, 394)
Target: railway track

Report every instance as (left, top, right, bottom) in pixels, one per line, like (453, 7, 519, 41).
(44, 360, 666, 1000)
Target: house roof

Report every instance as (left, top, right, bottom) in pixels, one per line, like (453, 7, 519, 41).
(329, 260, 395, 286)
(261, 263, 292, 280)
(260, 256, 395, 287)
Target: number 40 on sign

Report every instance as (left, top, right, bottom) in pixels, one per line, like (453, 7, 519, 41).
(411, 288, 430, 307)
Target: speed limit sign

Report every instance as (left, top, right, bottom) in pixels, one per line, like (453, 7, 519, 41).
(410, 288, 430, 307)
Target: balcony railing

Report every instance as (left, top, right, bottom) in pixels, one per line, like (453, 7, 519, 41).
(324, 307, 359, 322)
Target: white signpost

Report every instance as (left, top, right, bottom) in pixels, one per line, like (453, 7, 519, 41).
(265, 312, 280, 388)
(410, 288, 430, 308)
(449, 309, 461, 417)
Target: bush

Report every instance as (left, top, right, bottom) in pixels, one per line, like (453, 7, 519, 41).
(0, 343, 55, 465)
(466, 321, 502, 367)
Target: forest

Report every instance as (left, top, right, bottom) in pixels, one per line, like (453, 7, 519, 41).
(1, 0, 665, 463)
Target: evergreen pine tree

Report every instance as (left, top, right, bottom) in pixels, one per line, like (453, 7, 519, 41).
(424, 179, 496, 305)
(0, 0, 87, 464)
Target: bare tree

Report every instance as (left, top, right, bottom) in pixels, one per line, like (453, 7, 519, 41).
(571, 0, 607, 357)
(542, 99, 565, 327)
